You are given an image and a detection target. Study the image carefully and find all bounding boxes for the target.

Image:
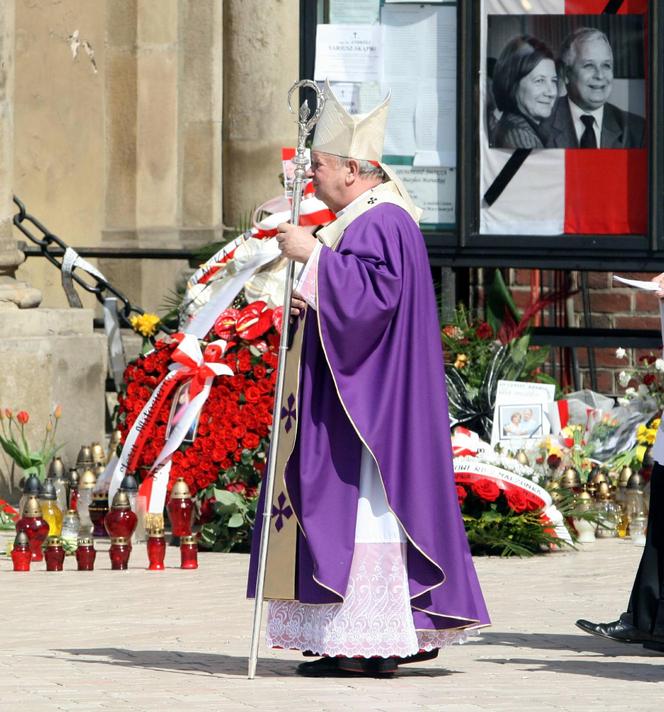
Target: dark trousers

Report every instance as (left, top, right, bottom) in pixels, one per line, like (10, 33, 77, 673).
(624, 461, 664, 636)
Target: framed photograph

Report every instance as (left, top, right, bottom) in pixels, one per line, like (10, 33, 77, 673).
(498, 403, 544, 441)
(451, 0, 664, 270)
(480, 3, 648, 238)
(166, 380, 200, 444)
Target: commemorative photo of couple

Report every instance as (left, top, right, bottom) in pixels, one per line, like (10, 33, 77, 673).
(499, 405, 543, 440)
(486, 14, 646, 150)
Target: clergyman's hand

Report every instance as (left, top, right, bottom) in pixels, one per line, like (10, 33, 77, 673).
(291, 290, 306, 318)
(276, 223, 316, 264)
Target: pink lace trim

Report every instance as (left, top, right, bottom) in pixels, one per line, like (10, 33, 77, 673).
(266, 542, 476, 658)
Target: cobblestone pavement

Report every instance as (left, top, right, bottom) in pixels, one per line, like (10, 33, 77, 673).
(0, 535, 662, 712)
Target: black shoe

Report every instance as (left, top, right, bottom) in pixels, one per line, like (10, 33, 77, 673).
(396, 649, 439, 666)
(296, 656, 396, 678)
(575, 618, 654, 644)
(366, 657, 398, 676)
(296, 657, 353, 677)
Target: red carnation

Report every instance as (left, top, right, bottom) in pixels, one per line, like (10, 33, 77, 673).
(471, 478, 500, 502)
(475, 322, 493, 340)
(456, 485, 467, 507)
(504, 488, 529, 513)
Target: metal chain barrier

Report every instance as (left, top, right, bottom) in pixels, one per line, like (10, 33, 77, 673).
(12, 195, 173, 335)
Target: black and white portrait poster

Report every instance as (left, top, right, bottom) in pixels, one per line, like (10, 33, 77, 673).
(479, 0, 648, 237)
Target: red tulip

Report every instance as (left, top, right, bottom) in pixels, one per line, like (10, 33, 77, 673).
(16, 411, 29, 425)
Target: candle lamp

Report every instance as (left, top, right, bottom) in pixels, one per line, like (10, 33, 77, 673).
(18, 473, 42, 517)
(90, 442, 106, 466)
(77, 468, 97, 536)
(121, 474, 142, 542)
(76, 536, 97, 571)
(109, 537, 132, 570)
(105, 489, 138, 539)
(16, 496, 50, 561)
(167, 478, 194, 537)
(67, 467, 80, 509)
(11, 531, 32, 572)
(76, 445, 94, 471)
(89, 492, 109, 538)
(61, 508, 81, 549)
(147, 528, 166, 570)
(180, 535, 198, 570)
(107, 429, 122, 462)
(44, 537, 65, 571)
(40, 479, 63, 536)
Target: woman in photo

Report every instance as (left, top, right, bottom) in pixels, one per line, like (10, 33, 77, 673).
(491, 35, 559, 149)
(503, 411, 525, 438)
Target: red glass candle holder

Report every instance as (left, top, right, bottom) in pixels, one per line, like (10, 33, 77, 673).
(16, 514, 50, 562)
(44, 537, 65, 571)
(147, 529, 166, 571)
(89, 494, 109, 538)
(76, 537, 97, 571)
(109, 537, 132, 570)
(11, 532, 31, 572)
(180, 535, 198, 570)
(105, 491, 137, 539)
(167, 497, 194, 537)
(167, 478, 194, 537)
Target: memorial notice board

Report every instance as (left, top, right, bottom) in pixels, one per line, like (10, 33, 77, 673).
(301, 0, 664, 271)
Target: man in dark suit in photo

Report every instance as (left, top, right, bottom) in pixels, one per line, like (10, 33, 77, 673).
(541, 27, 645, 149)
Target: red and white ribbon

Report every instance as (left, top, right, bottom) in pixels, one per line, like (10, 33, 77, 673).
(109, 334, 233, 512)
(451, 427, 488, 458)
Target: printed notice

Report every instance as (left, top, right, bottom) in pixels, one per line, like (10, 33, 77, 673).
(387, 165, 456, 225)
(314, 25, 382, 83)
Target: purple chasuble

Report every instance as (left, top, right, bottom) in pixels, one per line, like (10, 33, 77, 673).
(248, 203, 490, 631)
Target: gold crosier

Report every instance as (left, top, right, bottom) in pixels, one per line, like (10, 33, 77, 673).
(247, 80, 324, 680)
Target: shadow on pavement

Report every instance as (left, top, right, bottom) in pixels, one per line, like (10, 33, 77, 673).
(54, 648, 457, 679)
(482, 656, 664, 683)
(468, 631, 664, 658)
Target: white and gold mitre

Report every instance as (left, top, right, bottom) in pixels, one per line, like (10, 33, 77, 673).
(312, 80, 389, 161)
(312, 80, 422, 222)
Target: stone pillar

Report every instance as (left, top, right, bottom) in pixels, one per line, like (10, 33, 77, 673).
(222, 0, 300, 226)
(0, 0, 40, 309)
(101, 0, 224, 313)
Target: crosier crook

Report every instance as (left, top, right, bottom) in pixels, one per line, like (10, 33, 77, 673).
(248, 80, 325, 680)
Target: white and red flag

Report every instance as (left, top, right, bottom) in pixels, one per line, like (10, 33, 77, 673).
(480, 0, 648, 235)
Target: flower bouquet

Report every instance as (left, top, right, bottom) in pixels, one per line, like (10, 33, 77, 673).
(116, 298, 280, 552)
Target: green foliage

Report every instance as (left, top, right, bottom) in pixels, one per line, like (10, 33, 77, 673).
(445, 335, 551, 441)
(198, 486, 257, 553)
(463, 509, 563, 557)
(484, 270, 519, 337)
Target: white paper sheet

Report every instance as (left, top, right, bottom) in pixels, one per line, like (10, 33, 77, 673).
(613, 275, 660, 292)
(330, 0, 380, 24)
(314, 24, 382, 83)
(386, 165, 455, 225)
(382, 79, 417, 156)
(381, 5, 456, 163)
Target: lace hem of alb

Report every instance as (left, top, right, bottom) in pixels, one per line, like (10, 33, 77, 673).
(266, 542, 479, 658)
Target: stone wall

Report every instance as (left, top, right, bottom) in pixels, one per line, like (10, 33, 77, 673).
(8, 0, 302, 317)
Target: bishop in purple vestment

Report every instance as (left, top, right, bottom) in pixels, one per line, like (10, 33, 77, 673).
(247, 82, 489, 677)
